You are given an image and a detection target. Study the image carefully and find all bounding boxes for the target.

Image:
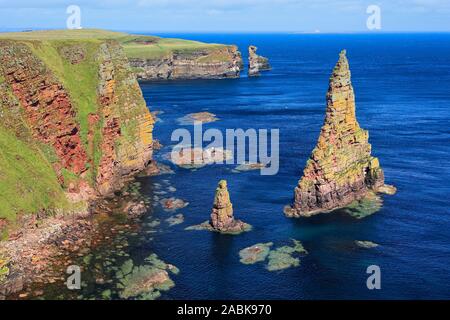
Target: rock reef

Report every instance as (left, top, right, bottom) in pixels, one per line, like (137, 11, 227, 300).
(239, 240, 308, 271)
(248, 45, 271, 77)
(177, 112, 219, 125)
(285, 50, 394, 218)
(115, 254, 178, 300)
(169, 146, 232, 169)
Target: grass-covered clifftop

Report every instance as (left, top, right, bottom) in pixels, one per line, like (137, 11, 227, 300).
(0, 29, 154, 228)
(0, 29, 236, 65)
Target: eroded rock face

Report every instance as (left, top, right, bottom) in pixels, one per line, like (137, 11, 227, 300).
(95, 41, 154, 196)
(0, 42, 88, 181)
(285, 50, 392, 218)
(210, 180, 249, 233)
(130, 46, 243, 81)
(0, 39, 154, 199)
(248, 45, 271, 77)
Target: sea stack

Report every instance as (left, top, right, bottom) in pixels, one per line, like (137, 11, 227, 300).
(285, 50, 395, 218)
(248, 45, 271, 77)
(210, 180, 250, 233)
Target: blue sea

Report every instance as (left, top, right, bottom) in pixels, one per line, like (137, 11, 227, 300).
(138, 33, 450, 300)
(33, 33, 450, 300)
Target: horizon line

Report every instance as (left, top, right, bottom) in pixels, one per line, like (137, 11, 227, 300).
(1, 27, 450, 35)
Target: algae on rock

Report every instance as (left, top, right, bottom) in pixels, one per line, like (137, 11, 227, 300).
(239, 240, 308, 272)
(115, 254, 178, 300)
(239, 243, 273, 265)
(0, 254, 10, 283)
(266, 240, 308, 272)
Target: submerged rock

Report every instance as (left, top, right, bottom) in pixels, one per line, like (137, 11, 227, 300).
(123, 201, 148, 218)
(285, 50, 394, 218)
(266, 240, 308, 272)
(239, 243, 273, 264)
(160, 198, 189, 212)
(115, 254, 178, 300)
(234, 162, 267, 172)
(169, 146, 232, 169)
(238, 240, 308, 272)
(177, 112, 219, 125)
(248, 45, 271, 77)
(377, 184, 397, 195)
(355, 240, 379, 249)
(343, 191, 382, 219)
(165, 214, 185, 227)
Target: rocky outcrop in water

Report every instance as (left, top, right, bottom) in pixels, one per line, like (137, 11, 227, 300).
(210, 180, 250, 233)
(130, 46, 243, 81)
(239, 240, 308, 271)
(248, 45, 271, 77)
(185, 180, 251, 234)
(285, 50, 394, 218)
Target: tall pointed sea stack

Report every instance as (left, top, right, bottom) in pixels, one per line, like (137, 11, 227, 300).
(210, 180, 250, 233)
(285, 50, 394, 218)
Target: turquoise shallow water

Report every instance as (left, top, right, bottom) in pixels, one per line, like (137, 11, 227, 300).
(23, 33, 450, 300)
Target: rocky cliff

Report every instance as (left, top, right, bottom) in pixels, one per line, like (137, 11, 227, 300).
(0, 31, 154, 226)
(285, 50, 393, 218)
(248, 45, 271, 77)
(129, 45, 243, 81)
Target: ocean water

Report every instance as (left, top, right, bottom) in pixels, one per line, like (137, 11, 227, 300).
(26, 33, 450, 300)
(138, 33, 450, 300)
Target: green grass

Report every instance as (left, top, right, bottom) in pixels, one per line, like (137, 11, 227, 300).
(122, 37, 225, 60)
(0, 29, 231, 62)
(0, 125, 70, 221)
(0, 29, 128, 40)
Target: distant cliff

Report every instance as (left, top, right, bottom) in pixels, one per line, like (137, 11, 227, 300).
(248, 45, 271, 77)
(285, 50, 393, 218)
(0, 30, 154, 225)
(123, 36, 243, 81)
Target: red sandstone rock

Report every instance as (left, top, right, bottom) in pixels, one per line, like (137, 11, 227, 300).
(285, 50, 392, 218)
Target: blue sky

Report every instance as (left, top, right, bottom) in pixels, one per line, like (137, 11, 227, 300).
(0, 0, 449, 33)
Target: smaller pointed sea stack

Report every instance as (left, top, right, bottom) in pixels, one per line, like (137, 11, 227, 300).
(285, 50, 395, 218)
(210, 180, 250, 233)
(248, 45, 271, 77)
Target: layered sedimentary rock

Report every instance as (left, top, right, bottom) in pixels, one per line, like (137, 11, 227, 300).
(0, 41, 88, 180)
(0, 33, 154, 220)
(285, 50, 392, 218)
(248, 45, 271, 77)
(94, 41, 154, 195)
(210, 180, 249, 233)
(130, 46, 243, 81)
